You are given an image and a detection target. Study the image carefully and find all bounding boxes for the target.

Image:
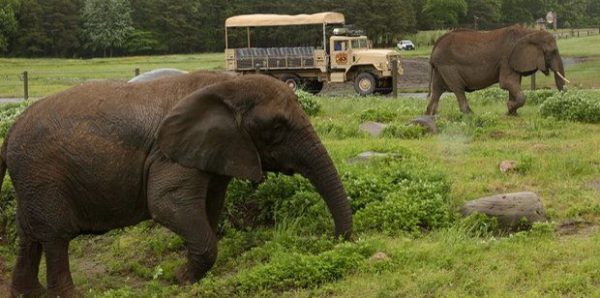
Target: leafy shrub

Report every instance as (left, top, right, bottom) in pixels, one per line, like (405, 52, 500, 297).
(236, 240, 374, 292)
(383, 123, 427, 139)
(457, 212, 499, 238)
(358, 108, 397, 123)
(469, 87, 507, 105)
(0, 101, 30, 138)
(540, 90, 600, 123)
(0, 178, 17, 247)
(313, 119, 363, 139)
(296, 90, 321, 116)
(526, 89, 557, 105)
(347, 158, 453, 236)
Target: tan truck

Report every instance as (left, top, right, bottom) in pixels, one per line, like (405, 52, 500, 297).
(224, 12, 403, 95)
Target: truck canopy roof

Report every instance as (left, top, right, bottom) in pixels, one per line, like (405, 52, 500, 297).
(225, 12, 345, 28)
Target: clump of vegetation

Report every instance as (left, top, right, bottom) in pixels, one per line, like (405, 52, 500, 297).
(313, 119, 363, 139)
(540, 90, 600, 123)
(383, 123, 427, 139)
(296, 90, 321, 116)
(0, 179, 17, 247)
(469, 87, 507, 105)
(526, 89, 558, 105)
(0, 101, 30, 138)
(358, 108, 398, 123)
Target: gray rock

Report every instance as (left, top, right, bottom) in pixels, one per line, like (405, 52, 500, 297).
(461, 192, 546, 231)
(128, 68, 189, 83)
(359, 121, 388, 137)
(347, 151, 391, 164)
(410, 115, 437, 133)
(499, 160, 518, 173)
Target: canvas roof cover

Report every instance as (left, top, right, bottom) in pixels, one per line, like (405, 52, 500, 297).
(225, 12, 345, 27)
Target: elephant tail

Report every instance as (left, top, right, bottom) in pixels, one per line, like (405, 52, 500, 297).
(427, 63, 434, 98)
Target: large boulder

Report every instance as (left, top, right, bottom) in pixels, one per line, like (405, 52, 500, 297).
(460, 192, 546, 231)
(128, 68, 188, 83)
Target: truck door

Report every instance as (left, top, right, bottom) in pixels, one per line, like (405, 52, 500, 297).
(331, 40, 349, 69)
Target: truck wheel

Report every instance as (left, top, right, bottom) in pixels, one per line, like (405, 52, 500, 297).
(304, 80, 324, 94)
(281, 74, 301, 91)
(354, 72, 376, 96)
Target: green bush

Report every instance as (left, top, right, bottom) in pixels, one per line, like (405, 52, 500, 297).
(358, 108, 398, 123)
(383, 123, 427, 139)
(313, 119, 362, 139)
(540, 90, 600, 123)
(0, 101, 30, 138)
(346, 158, 453, 236)
(296, 90, 321, 116)
(469, 87, 507, 105)
(0, 178, 17, 247)
(526, 89, 558, 105)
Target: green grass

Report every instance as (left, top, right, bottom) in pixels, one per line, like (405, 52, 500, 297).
(0, 37, 599, 296)
(1, 89, 599, 297)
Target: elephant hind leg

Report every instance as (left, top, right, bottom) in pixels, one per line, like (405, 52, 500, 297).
(44, 240, 77, 297)
(425, 69, 446, 115)
(454, 90, 473, 114)
(147, 158, 217, 283)
(11, 238, 45, 297)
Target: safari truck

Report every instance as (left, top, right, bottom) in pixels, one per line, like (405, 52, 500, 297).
(224, 12, 403, 95)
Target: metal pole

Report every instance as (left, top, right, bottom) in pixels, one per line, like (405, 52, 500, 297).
(247, 27, 251, 48)
(392, 59, 398, 98)
(225, 28, 228, 49)
(135, 68, 140, 76)
(23, 71, 28, 100)
(323, 23, 327, 51)
(531, 73, 536, 90)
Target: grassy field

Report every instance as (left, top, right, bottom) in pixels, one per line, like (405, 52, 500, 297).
(0, 32, 599, 297)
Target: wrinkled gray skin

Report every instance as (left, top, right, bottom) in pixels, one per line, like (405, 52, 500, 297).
(1, 72, 352, 297)
(426, 25, 566, 116)
(127, 68, 189, 83)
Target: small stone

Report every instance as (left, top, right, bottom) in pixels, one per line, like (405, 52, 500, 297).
(499, 160, 518, 173)
(369, 252, 390, 262)
(359, 121, 388, 137)
(410, 115, 437, 133)
(460, 192, 547, 231)
(347, 151, 390, 164)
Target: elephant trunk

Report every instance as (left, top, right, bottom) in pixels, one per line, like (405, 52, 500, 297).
(552, 56, 567, 91)
(291, 128, 352, 240)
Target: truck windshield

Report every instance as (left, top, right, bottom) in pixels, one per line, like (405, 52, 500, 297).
(351, 39, 368, 49)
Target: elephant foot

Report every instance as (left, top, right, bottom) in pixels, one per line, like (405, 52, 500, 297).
(176, 262, 211, 285)
(506, 110, 519, 116)
(47, 286, 80, 298)
(10, 284, 46, 298)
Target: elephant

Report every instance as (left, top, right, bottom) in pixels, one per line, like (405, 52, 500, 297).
(425, 25, 569, 116)
(1, 71, 353, 297)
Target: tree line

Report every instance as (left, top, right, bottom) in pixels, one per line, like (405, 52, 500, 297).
(1, 0, 599, 58)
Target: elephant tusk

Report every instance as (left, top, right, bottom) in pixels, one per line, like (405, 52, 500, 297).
(555, 71, 570, 84)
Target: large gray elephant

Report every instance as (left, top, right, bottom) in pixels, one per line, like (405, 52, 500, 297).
(2, 72, 352, 297)
(425, 25, 568, 115)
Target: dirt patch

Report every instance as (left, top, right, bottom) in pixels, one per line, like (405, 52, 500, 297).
(557, 220, 595, 236)
(588, 179, 600, 191)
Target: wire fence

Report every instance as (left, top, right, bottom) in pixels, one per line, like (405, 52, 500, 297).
(0, 69, 141, 99)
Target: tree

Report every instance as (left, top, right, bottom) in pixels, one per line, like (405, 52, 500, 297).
(0, 0, 19, 53)
(81, 0, 133, 57)
(463, 0, 501, 29)
(423, 0, 468, 28)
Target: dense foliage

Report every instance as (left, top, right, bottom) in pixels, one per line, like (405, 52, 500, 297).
(1, 0, 600, 57)
(540, 90, 600, 123)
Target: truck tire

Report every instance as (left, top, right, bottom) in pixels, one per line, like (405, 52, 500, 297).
(281, 74, 301, 91)
(354, 72, 376, 96)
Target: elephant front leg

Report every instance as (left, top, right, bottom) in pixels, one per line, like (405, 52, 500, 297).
(147, 159, 218, 283)
(454, 90, 473, 114)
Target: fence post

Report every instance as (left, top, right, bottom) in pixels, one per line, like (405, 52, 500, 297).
(135, 68, 140, 76)
(392, 58, 398, 98)
(531, 73, 536, 91)
(22, 71, 29, 100)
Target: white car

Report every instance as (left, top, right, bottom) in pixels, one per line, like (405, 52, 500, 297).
(397, 40, 415, 51)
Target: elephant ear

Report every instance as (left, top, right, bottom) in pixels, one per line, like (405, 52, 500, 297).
(156, 83, 263, 182)
(509, 34, 546, 74)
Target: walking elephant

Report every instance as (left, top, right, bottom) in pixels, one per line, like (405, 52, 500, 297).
(425, 25, 568, 115)
(2, 71, 352, 297)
